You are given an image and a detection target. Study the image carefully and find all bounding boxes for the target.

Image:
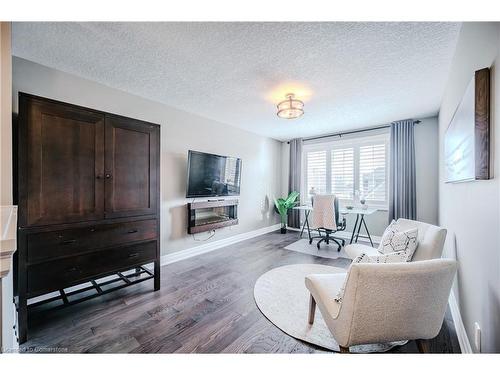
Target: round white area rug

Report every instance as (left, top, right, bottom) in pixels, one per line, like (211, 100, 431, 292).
(254, 264, 407, 353)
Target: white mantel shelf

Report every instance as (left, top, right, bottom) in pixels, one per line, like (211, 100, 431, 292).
(0, 205, 17, 279)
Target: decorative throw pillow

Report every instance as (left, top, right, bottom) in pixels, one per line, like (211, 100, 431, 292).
(378, 220, 418, 262)
(369, 251, 411, 263)
(334, 253, 371, 303)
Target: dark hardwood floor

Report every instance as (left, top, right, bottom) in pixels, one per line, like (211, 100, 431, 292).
(21, 231, 461, 353)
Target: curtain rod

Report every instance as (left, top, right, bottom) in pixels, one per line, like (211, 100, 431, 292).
(287, 120, 421, 144)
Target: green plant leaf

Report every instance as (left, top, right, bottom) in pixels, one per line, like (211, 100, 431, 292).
(284, 191, 299, 207)
(274, 191, 300, 224)
(274, 198, 287, 217)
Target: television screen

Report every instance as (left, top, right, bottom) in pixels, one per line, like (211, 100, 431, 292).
(186, 150, 242, 198)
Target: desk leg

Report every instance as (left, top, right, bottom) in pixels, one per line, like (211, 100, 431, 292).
(355, 214, 364, 243)
(349, 214, 360, 244)
(361, 216, 374, 247)
(305, 211, 312, 242)
(299, 212, 307, 238)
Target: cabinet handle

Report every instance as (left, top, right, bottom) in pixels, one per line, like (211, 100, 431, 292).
(61, 239, 77, 245)
(127, 229, 138, 234)
(66, 266, 79, 273)
(89, 228, 96, 232)
(105, 173, 112, 179)
(128, 253, 139, 258)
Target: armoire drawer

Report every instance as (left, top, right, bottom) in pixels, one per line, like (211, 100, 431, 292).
(27, 219, 157, 263)
(27, 240, 157, 296)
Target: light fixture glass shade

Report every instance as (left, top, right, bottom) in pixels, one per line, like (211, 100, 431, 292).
(277, 93, 304, 119)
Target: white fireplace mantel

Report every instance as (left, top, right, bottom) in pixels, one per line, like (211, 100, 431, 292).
(0, 205, 17, 279)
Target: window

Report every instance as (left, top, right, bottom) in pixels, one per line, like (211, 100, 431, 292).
(305, 150, 327, 195)
(331, 147, 354, 200)
(302, 133, 389, 208)
(359, 143, 386, 202)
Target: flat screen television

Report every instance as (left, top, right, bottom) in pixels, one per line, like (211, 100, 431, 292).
(186, 150, 242, 198)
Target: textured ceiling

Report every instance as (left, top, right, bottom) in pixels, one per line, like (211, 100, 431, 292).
(12, 22, 461, 141)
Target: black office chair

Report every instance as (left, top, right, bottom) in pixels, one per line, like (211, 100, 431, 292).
(309, 196, 346, 251)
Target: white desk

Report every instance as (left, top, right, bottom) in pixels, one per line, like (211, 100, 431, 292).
(340, 207, 377, 246)
(293, 205, 377, 246)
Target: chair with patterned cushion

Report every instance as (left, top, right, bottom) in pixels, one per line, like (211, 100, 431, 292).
(305, 258, 457, 353)
(345, 218, 447, 261)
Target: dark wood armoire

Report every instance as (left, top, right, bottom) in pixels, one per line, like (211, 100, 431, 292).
(15, 93, 161, 344)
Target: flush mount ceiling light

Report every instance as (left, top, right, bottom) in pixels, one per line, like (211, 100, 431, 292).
(277, 93, 304, 119)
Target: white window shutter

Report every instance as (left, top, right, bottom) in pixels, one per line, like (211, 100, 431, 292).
(331, 148, 354, 199)
(302, 133, 389, 208)
(359, 143, 386, 202)
(305, 150, 327, 195)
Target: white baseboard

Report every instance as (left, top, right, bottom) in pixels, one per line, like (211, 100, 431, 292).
(449, 291, 473, 353)
(160, 224, 281, 266)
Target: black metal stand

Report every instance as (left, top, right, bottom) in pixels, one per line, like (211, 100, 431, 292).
(27, 266, 155, 311)
(309, 228, 345, 251)
(349, 213, 374, 247)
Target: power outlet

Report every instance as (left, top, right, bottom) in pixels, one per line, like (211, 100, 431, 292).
(474, 322, 481, 352)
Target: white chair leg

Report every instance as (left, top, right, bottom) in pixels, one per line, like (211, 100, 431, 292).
(308, 294, 316, 324)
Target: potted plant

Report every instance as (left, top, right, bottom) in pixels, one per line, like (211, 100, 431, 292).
(274, 191, 300, 234)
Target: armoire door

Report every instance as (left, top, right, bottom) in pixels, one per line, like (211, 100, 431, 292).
(19, 95, 105, 227)
(104, 114, 159, 218)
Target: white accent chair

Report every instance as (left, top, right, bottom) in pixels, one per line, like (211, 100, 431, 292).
(345, 218, 447, 261)
(305, 259, 457, 353)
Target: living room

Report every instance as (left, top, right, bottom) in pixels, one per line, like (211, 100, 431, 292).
(1, 1, 500, 372)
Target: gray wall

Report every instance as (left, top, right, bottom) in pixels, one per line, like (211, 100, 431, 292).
(281, 116, 440, 237)
(415, 117, 439, 225)
(438, 22, 500, 353)
(12, 57, 282, 256)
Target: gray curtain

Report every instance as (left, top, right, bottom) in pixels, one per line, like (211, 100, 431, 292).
(288, 138, 303, 228)
(389, 120, 417, 222)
